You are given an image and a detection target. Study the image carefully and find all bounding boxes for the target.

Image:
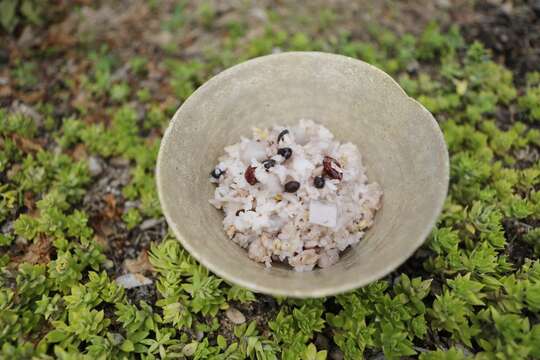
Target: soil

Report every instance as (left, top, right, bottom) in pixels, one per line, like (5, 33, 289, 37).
(461, 0, 540, 84)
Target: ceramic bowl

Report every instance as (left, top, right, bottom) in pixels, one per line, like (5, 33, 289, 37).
(156, 52, 449, 298)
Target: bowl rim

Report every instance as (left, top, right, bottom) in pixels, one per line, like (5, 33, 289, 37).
(156, 51, 449, 298)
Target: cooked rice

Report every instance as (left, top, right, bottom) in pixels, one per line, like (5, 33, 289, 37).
(209, 120, 382, 271)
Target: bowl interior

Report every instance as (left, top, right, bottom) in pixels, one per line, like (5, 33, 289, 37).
(157, 52, 448, 297)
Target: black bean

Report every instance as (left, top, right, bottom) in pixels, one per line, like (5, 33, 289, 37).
(262, 159, 276, 170)
(284, 181, 300, 193)
(277, 147, 292, 160)
(314, 176, 325, 188)
(277, 129, 289, 143)
(210, 168, 224, 179)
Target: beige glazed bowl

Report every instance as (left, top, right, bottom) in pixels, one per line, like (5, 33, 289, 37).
(156, 52, 449, 298)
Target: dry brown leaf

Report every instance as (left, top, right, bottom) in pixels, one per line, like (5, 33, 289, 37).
(145, 130, 161, 144)
(71, 143, 88, 161)
(18, 90, 44, 103)
(0, 85, 12, 97)
(12, 134, 43, 153)
(20, 137, 43, 152)
(23, 191, 35, 211)
(46, 24, 77, 47)
(20, 236, 51, 265)
(123, 250, 154, 274)
(71, 91, 90, 111)
(6, 164, 21, 179)
(95, 220, 115, 237)
(93, 234, 109, 251)
(103, 193, 118, 219)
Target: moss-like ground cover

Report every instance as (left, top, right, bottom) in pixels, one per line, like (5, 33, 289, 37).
(1, 1, 539, 359)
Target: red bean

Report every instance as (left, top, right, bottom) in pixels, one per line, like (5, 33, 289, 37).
(244, 166, 258, 185)
(323, 156, 343, 180)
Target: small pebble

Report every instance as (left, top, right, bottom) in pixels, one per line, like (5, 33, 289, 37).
(329, 349, 344, 360)
(314, 176, 325, 188)
(226, 307, 246, 324)
(115, 273, 153, 289)
(110, 157, 130, 167)
(314, 334, 329, 350)
(139, 218, 162, 230)
(2, 221, 14, 233)
(15, 236, 28, 246)
(123, 200, 140, 210)
(284, 180, 300, 193)
(88, 156, 103, 176)
(277, 147, 292, 160)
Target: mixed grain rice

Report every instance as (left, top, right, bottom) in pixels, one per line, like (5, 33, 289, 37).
(209, 120, 382, 271)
